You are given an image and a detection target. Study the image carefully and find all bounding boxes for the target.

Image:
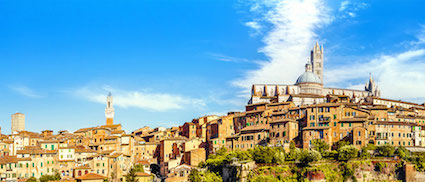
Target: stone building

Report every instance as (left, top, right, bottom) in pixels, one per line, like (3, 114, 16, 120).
(249, 42, 380, 106)
(11, 113, 25, 134)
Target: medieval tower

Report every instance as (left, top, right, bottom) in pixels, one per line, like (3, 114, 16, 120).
(310, 41, 324, 84)
(105, 92, 115, 125)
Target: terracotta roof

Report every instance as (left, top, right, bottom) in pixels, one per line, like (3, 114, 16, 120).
(107, 152, 122, 158)
(136, 160, 150, 165)
(76, 173, 106, 180)
(0, 156, 18, 164)
(240, 125, 270, 132)
(135, 172, 151, 177)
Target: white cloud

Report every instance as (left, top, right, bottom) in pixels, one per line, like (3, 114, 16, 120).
(245, 21, 263, 36)
(74, 86, 205, 111)
(234, 0, 331, 95)
(9, 85, 43, 98)
(327, 49, 425, 103)
(208, 53, 251, 63)
(339, 1, 350, 12)
(338, 1, 367, 19)
(245, 21, 262, 31)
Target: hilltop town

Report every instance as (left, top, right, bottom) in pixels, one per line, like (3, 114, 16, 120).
(2, 43, 425, 182)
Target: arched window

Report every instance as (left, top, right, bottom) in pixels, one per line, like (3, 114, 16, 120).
(78, 170, 82, 176)
(85, 170, 88, 175)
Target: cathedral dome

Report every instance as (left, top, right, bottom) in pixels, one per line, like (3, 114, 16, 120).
(295, 71, 322, 85)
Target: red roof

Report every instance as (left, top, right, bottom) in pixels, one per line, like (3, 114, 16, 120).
(76, 173, 106, 180)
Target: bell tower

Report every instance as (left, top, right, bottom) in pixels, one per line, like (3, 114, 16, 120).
(105, 92, 115, 125)
(311, 41, 324, 84)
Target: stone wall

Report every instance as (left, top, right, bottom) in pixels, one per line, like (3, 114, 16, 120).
(405, 163, 425, 182)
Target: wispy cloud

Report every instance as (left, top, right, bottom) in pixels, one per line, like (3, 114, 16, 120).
(208, 53, 253, 63)
(234, 0, 331, 96)
(245, 21, 263, 36)
(74, 86, 205, 111)
(9, 85, 43, 98)
(338, 1, 367, 18)
(327, 47, 425, 103)
(338, 1, 350, 12)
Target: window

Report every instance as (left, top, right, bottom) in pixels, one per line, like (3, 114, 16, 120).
(341, 123, 344, 127)
(358, 131, 361, 136)
(258, 134, 261, 140)
(334, 122, 336, 127)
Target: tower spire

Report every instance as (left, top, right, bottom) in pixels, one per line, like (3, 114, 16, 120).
(311, 41, 324, 84)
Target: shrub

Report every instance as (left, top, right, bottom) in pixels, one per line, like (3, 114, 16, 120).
(395, 146, 410, 159)
(338, 145, 359, 161)
(339, 162, 354, 181)
(375, 162, 386, 172)
(250, 146, 285, 164)
(189, 169, 222, 182)
(376, 145, 395, 157)
(299, 149, 322, 166)
(311, 139, 330, 156)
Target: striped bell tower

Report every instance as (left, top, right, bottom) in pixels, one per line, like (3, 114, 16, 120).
(105, 92, 115, 125)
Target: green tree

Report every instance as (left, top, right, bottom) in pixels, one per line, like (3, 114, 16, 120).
(338, 145, 359, 161)
(26, 177, 37, 182)
(189, 169, 222, 182)
(251, 146, 275, 163)
(395, 146, 410, 159)
(250, 146, 285, 164)
(287, 141, 301, 161)
(333, 140, 350, 150)
(299, 149, 321, 166)
(311, 139, 330, 156)
(125, 167, 138, 182)
(39, 172, 61, 182)
(376, 145, 395, 157)
(359, 147, 371, 159)
(339, 162, 354, 181)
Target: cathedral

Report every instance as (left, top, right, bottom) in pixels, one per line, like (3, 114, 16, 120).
(249, 42, 381, 106)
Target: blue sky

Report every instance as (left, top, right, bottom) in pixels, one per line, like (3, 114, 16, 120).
(1, 0, 425, 134)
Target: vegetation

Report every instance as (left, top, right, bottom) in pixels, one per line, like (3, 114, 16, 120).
(193, 143, 425, 182)
(26, 177, 37, 182)
(287, 141, 301, 161)
(338, 145, 359, 161)
(376, 145, 395, 157)
(251, 146, 285, 164)
(375, 162, 386, 172)
(311, 139, 330, 156)
(39, 172, 61, 182)
(299, 149, 321, 166)
(189, 169, 222, 182)
(125, 166, 140, 182)
(395, 146, 410, 160)
(339, 162, 355, 181)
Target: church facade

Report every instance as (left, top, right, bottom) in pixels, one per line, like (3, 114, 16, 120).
(249, 42, 381, 106)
